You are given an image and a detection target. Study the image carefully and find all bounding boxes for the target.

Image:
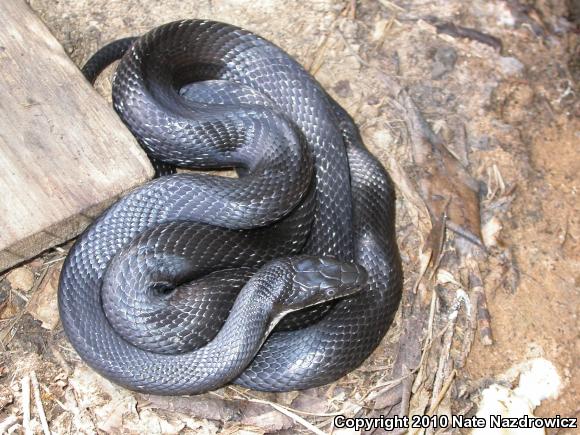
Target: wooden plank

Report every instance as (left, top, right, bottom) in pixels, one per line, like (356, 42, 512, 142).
(0, 0, 154, 271)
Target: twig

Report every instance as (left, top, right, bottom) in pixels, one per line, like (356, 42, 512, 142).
(410, 286, 439, 396)
(427, 205, 450, 282)
(49, 345, 71, 376)
(307, 13, 343, 75)
(559, 213, 571, 248)
(399, 366, 413, 417)
(241, 397, 327, 435)
(9, 288, 29, 303)
(215, 389, 332, 434)
(468, 260, 493, 345)
(427, 370, 456, 415)
(346, 0, 357, 19)
(377, 0, 405, 13)
(336, 29, 370, 67)
(41, 256, 66, 268)
(40, 384, 69, 412)
(408, 371, 457, 435)
(430, 20, 502, 52)
(31, 372, 51, 435)
(219, 388, 348, 419)
(22, 375, 31, 435)
(0, 416, 19, 433)
(412, 247, 433, 295)
(475, 289, 493, 345)
(464, 257, 492, 351)
(428, 291, 465, 431)
(357, 364, 395, 372)
(378, 16, 396, 49)
(69, 387, 98, 433)
(365, 373, 412, 399)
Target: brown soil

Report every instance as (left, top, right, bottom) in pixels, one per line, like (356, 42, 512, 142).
(466, 116, 579, 418)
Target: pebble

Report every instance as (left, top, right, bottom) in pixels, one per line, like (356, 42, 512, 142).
(498, 56, 524, 76)
(431, 46, 458, 79)
(332, 79, 352, 98)
(5, 267, 35, 292)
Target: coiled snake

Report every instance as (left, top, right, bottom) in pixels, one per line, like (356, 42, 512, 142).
(58, 19, 403, 395)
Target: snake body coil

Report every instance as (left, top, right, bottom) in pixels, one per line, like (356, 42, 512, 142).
(58, 19, 403, 394)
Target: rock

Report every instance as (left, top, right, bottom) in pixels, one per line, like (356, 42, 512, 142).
(431, 46, 457, 79)
(498, 56, 524, 76)
(473, 359, 561, 435)
(5, 267, 35, 292)
(332, 79, 352, 98)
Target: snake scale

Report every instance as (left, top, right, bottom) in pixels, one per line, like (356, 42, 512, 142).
(58, 19, 403, 395)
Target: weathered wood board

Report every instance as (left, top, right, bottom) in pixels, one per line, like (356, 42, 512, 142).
(0, 0, 154, 271)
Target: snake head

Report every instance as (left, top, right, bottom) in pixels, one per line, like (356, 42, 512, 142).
(275, 256, 367, 313)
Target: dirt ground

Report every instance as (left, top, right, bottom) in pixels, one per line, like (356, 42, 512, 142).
(0, 0, 578, 433)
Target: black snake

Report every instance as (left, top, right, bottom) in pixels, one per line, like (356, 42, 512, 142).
(58, 19, 403, 395)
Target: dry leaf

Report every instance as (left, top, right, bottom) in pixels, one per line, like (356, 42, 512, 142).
(291, 390, 329, 415)
(0, 300, 18, 320)
(0, 385, 14, 410)
(436, 269, 461, 286)
(142, 394, 243, 422)
(26, 267, 59, 329)
(482, 216, 503, 248)
(240, 406, 293, 432)
(96, 396, 137, 433)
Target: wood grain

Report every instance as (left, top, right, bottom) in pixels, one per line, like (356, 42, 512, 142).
(0, 0, 154, 271)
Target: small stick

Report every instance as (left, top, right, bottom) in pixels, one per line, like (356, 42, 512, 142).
(427, 370, 456, 416)
(427, 292, 466, 435)
(399, 365, 413, 418)
(41, 256, 66, 267)
(0, 416, 19, 433)
(31, 372, 51, 435)
(225, 387, 342, 419)
(408, 371, 457, 435)
(336, 30, 370, 67)
(21, 375, 31, 435)
(348, 0, 357, 19)
(9, 288, 29, 303)
(50, 345, 71, 376)
(476, 290, 493, 345)
(307, 14, 342, 75)
(378, 16, 396, 49)
(377, 0, 405, 13)
(244, 397, 327, 435)
(451, 258, 478, 367)
(41, 384, 69, 412)
(469, 262, 493, 345)
(432, 21, 502, 52)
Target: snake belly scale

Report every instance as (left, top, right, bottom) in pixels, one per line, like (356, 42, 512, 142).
(58, 19, 403, 394)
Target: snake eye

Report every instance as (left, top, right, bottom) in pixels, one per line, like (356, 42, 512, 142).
(325, 288, 336, 298)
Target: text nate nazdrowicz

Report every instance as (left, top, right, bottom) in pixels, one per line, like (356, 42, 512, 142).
(333, 414, 578, 431)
